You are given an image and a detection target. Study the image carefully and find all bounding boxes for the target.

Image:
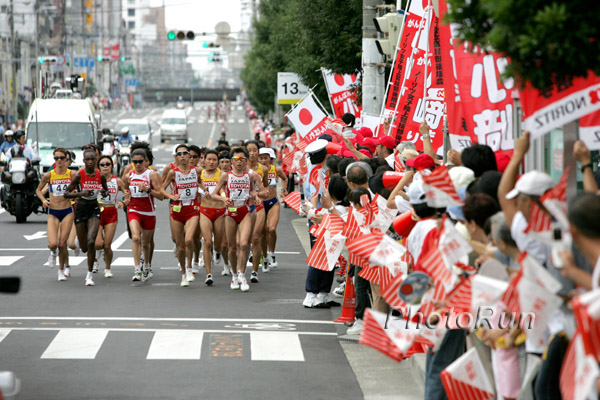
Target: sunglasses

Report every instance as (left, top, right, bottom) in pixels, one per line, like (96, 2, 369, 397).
(99, 162, 112, 167)
(190, 155, 199, 159)
(54, 156, 67, 161)
(176, 151, 190, 156)
(132, 159, 145, 164)
(232, 156, 246, 161)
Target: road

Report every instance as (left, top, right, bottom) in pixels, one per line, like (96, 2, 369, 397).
(0, 102, 423, 400)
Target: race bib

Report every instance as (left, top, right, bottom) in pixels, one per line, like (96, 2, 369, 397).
(231, 188, 249, 207)
(51, 183, 69, 197)
(130, 184, 149, 198)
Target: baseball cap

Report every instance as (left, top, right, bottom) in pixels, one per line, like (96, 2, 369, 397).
(505, 170, 554, 200)
(400, 148, 419, 161)
(359, 127, 374, 138)
(406, 153, 435, 169)
(448, 166, 475, 191)
(408, 181, 427, 205)
(378, 135, 395, 151)
(259, 148, 276, 159)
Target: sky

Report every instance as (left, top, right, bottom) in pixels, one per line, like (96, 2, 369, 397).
(148, 0, 243, 72)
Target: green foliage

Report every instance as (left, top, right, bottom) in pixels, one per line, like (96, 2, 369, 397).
(445, 0, 600, 90)
(241, 0, 365, 115)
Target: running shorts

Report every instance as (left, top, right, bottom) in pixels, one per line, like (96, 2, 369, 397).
(200, 207, 225, 223)
(170, 205, 199, 224)
(128, 212, 156, 230)
(100, 206, 118, 226)
(226, 205, 250, 225)
(74, 201, 101, 224)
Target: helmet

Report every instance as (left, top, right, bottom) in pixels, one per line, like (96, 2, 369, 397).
(14, 130, 25, 142)
(120, 127, 130, 136)
(5, 130, 13, 137)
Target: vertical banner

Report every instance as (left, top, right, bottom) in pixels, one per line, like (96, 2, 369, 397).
(384, 1, 445, 153)
(438, 0, 514, 153)
(111, 41, 120, 59)
(322, 69, 362, 119)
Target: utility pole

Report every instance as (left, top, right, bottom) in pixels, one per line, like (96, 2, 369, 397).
(362, 0, 385, 117)
(9, 0, 18, 124)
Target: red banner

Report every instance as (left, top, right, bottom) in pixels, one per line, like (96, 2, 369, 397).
(322, 69, 361, 119)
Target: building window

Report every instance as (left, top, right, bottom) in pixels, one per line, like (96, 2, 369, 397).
(128, 21, 135, 29)
(128, 8, 135, 17)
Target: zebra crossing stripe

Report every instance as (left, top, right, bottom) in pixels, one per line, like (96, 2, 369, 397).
(250, 332, 304, 361)
(146, 330, 204, 360)
(0, 256, 24, 266)
(0, 329, 10, 344)
(41, 329, 109, 359)
(44, 256, 86, 266)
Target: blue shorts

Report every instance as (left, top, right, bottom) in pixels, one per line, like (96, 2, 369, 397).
(264, 197, 278, 215)
(48, 207, 73, 223)
(249, 205, 256, 213)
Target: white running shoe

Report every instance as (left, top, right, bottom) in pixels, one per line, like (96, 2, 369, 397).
(213, 251, 223, 267)
(261, 261, 270, 273)
(63, 266, 71, 278)
(104, 269, 113, 278)
(250, 271, 259, 283)
(205, 273, 214, 286)
(180, 275, 189, 287)
(199, 255, 205, 268)
(333, 283, 345, 297)
(48, 253, 57, 269)
(92, 261, 99, 273)
(85, 273, 95, 286)
(238, 273, 249, 292)
(132, 268, 142, 282)
(246, 250, 253, 267)
(73, 238, 81, 256)
(302, 292, 317, 308)
(186, 269, 195, 282)
(230, 274, 239, 290)
(269, 254, 278, 269)
(346, 319, 364, 335)
(221, 264, 231, 276)
(191, 261, 200, 274)
(58, 270, 67, 281)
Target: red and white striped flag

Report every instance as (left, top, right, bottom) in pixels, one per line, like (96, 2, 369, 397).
(359, 308, 405, 362)
(309, 165, 324, 193)
(542, 168, 569, 229)
(311, 213, 345, 238)
(341, 206, 370, 239)
(418, 244, 456, 294)
(283, 191, 302, 215)
(306, 230, 346, 271)
(438, 217, 473, 268)
(369, 194, 399, 234)
(520, 253, 563, 294)
(395, 151, 406, 173)
(420, 165, 463, 208)
(571, 289, 600, 361)
(441, 347, 495, 400)
(559, 332, 600, 400)
(524, 201, 553, 234)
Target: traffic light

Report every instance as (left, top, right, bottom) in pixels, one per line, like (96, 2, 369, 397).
(120, 56, 131, 62)
(202, 42, 220, 48)
(168, 31, 195, 40)
(373, 12, 403, 59)
(38, 56, 57, 64)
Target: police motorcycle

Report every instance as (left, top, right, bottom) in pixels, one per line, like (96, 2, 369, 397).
(0, 145, 43, 223)
(116, 127, 133, 177)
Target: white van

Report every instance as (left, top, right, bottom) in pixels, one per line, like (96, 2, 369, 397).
(160, 109, 188, 143)
(25, 98, 98, 171)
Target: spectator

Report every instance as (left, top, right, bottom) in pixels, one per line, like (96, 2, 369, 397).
(461, 144, 498, 177)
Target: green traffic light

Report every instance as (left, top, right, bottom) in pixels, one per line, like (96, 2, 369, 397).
(121, 56, 126, 62)
(38, 58, 44, 64)
(97, 56, 103, 62)
(208, 57, 213, 62)
(167, 31, 176, 40)
(203, 42, 209, 48)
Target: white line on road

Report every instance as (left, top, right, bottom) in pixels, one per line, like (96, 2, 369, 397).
(141, 107, 160, 120)
(0, 328, 10, 344)
(251, 332, 304, 361)
(0, 316, 339, 325)
(4, 327, 338, 336)
(111, 231, 129, 250)
(0, 256, 24, 265)
(41, 329, 108, 359)
(206, 119, 217, 148)
(147, 330, 203, 360)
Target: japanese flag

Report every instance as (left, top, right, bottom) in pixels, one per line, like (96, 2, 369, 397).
(441, 347, 495, 400)
(560, 332, 600, 400)
(287, 95, 327, 138)
(420, 165, 464, 208)
(571, 289, 600, 361)
(323, 70, 360, 94)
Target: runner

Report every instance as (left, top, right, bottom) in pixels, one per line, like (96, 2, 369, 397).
(219, 152, 232, 173)
(65, 152, 81, 257)
(35, 148, 74, 281)
(188, 144, 203, 273)
(199, 149, 227, 282)
(122, 149, 173, 283)
(217, 151, 232, 270)
(258, 147, 288, 269)
(245, 141, 269, 279)
(163, 144, 210, 287)
(212, 147, 267, 291)
(95, 156, 128, 278)
(64, 149, 110, 286)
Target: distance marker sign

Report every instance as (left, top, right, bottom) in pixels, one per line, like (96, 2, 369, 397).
(277, 72, 309, 105)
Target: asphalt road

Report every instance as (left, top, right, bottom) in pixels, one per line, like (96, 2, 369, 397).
(0, 102, 368, 400)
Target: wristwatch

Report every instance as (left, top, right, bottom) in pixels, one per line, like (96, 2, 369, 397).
(581, 163, 593, 173)
(421, 134, 430, 139)
(146, 188, 152, 194)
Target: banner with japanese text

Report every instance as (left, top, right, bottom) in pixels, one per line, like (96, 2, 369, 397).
(322, 69, 361, 119)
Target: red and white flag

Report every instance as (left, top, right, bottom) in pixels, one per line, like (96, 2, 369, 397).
(438, 218, 472, 268)
(322, 69, 362, 119)
(359, 308, 405, 362)
(420, 166, 464, 208)
(287, 93, 337, 144)
(524, 202, 553, 234)
(341, 206, 370, 239)
(579, 110, 600, 151)
(369, 235, 408, 278)
(368, 194, 399, 233)
(443, 275, 508, 324)
(418, 243, 456, 294)
(283, 191, 302, 215)
(311, 213, 345, 239)
(306, 230, 346, 272)
(441, 347, 495, 400)
(559, 332, 600, 400)
(571, 289, 600, 362)
(541, 168, 569, 229)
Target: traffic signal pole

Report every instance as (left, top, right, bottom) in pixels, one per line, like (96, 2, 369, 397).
(362, 0, 385, 118)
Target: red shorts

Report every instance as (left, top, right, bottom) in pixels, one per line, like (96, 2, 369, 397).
(226, 205, 250, 224)
(200, 207, 225, 223)
(100, 206, 118, 226)
(255, 202, 265, 212)
(170, 204, 199, 224)
(128, 212, 156, 230)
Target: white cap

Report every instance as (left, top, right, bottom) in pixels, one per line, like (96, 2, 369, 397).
(505, 171, 554, 200)
(408, 180, 427, 205)
(259, 147, 276, 158)
(304, 139, 328, 154)
(448, 166, 475, 191)
(4, 130, 13, 137)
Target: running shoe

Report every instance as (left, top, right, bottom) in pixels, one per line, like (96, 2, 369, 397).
(85, 273, 95, 286)
(73, 238, 81, 256)
(261, 261, 270, 273)
(104, 269, 113, 278)
(180, 276, 189, 287)
(191, 261, 200, 274)
(238, 273, 249, 292)
(250, 271, 259, 283)
(246, 250, 253, 267)
(205, 273, 214, 286)
(333, 283, 345, 297)
(92, 261, 99, 273)
(199, 255, 205, 268)
(142, 266, 150, 282)
(64, 266, 71, 278)
(148, 267, 154, 278)
(221, 264, 231, 276)
(140, 254, 145, 266)
(214, 251, 223, 267)
(230, 274, 239, 290)
(48, 253, 57, 269)
(186, 269, 195, 282)
(58, 270, 67, 281)
(132, 268, 142, 282)
(270, 254, 278, 268)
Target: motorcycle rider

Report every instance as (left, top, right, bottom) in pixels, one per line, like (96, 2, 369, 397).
(117, 127, 135, 145)
(6, 131, 36, 162)
(0, 130, 14, 153)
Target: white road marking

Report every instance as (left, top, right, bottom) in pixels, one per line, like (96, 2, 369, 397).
(251, 332, 304, 361)
(41, 329, 108, 359)
(141, 108, 159, 120)
(0, 328, 10, 344)
(0, 207, 5, 215)
(147, 330, 203, 360)
(0, 256, 24, 266)
(238, 118, 245, 124)
(228, 119, 234, 123)
(112, 257, 135, 266)
(0, 316, 339, 325)
(111, 231, 129, 250)
(44, 256, 86, 266)
(5, 327, 338, 335)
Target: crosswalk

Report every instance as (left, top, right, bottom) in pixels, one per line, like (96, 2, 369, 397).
(0, 328, 322, 361)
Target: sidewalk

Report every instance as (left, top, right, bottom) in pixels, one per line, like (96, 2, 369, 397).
(291, 217, 425, 400)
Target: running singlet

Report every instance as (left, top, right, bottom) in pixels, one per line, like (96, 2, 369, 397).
(79, 169, 102, 200)
(226, 172, 251, 207)
(174, 168, 198, 206)
(267, 165, 277, 188)
(128, 169, 155, 216)
(201, 169, 221, 195)
(49, 169, 72, 197)
(99, 176, 118, 205)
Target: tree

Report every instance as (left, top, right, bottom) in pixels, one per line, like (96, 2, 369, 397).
(445, 0, 600, 90)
